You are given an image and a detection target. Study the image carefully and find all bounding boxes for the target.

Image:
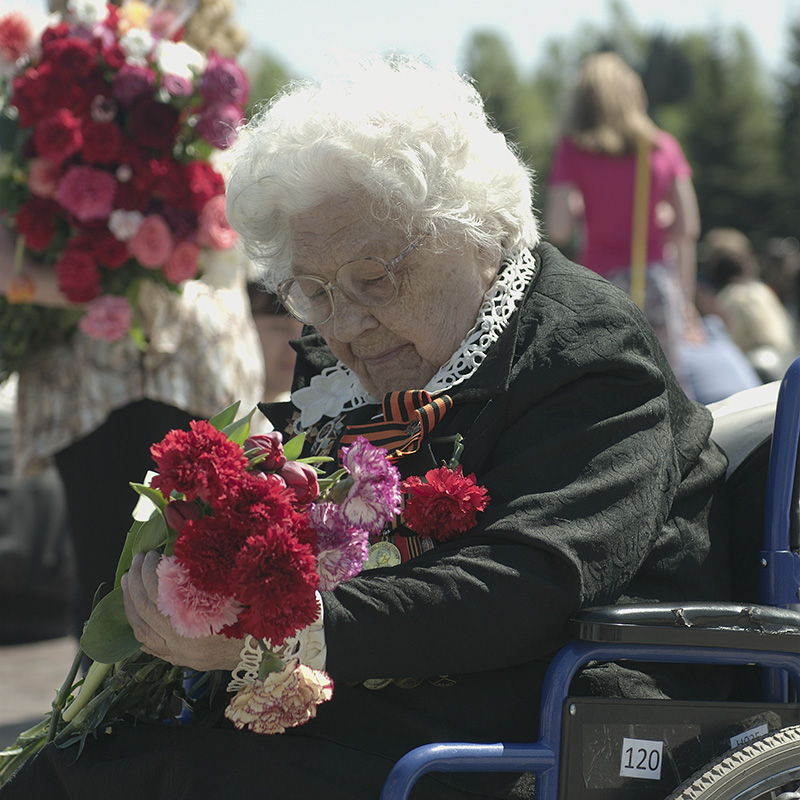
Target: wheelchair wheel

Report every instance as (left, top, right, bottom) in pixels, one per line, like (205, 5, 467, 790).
(667, 724, 800, 800)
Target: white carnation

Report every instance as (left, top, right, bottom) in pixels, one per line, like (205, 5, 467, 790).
(108, 210, 144, 242)
(67, 0, 108, 26)
(119, 28, 155, 66)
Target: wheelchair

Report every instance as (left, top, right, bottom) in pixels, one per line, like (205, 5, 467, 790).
(381, 357, 800, 800)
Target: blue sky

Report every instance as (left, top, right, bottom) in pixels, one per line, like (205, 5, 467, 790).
(233, 0, 800, 80)
(8, 0, 800, 80)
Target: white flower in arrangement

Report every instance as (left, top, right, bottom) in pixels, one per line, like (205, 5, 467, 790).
(66, 0, 108, 26)
(155, 39, 206, 81)
(108, 209, 145, 242)
(119, 27, 155, 65)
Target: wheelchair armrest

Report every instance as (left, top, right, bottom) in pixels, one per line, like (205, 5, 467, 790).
(569, 602, 800, 652)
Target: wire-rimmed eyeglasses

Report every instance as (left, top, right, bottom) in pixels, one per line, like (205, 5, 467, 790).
(277, 237, 424, 325)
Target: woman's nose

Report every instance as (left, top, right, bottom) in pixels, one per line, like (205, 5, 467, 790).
(329, 291, 378, 342)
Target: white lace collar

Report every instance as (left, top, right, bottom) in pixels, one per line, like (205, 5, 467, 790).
(291, 248, 537, 428)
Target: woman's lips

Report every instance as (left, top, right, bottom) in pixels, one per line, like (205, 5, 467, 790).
(361, 344, 408, 366)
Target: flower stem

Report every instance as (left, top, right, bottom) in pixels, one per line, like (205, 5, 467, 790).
(45, 645, 86, 743)
(61, 661, 113, 723)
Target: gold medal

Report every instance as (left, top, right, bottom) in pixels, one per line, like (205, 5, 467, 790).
(364, 540, 402, 570)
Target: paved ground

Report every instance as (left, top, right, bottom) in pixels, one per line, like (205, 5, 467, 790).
(0, 636, 79, 750)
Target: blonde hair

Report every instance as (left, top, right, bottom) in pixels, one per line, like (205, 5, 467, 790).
(564, 52, 659, 156)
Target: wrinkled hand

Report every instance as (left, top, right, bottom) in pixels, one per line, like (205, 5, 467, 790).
(122, 551, 243, 672)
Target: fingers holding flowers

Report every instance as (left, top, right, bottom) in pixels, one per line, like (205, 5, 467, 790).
(122, 551, 242, 672)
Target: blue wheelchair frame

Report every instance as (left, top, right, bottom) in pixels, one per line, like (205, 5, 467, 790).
(380, 357, 800, 800)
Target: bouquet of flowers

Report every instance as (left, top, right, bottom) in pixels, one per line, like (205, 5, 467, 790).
(0, 0, 247, 378)
(0, 401, 404, 783)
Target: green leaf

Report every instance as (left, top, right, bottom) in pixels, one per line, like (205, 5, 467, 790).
(282, 432, 306, 462)
(208, 402, 240, 431)
(130, 483, 167, 511)
(113, 515, 169, 587)
(80, 588, 142, 663)
(221, 407, 255, 446)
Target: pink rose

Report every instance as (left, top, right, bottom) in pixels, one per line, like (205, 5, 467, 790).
(55, 165, 116, 222)
(278, 461, 319, 505)
(27, 158, 61, 198)
(197, 194, 238, 249)
(161, 73, 193, 98)
(163, 241, 200, 284)
(128, 214, 174, 268)
(195, 103, 243, 149)
(199, 52, 248, 105)
(245, 432, 286, 471)
(78, 295, 133, 341)
(112, 63, 156, 108)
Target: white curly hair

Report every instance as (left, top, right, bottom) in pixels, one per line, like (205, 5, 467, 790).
(224, 55, 539, 291)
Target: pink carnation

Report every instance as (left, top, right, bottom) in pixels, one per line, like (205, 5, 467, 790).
(27, 158, 61, 198)
(156, 555, 243, 637)
(78, 295, 133, 341)
(55, 165, 116, 222)
(163, 241, 200, 283)
(224, 660, 333, 734)
(128, 213, 174, 268)
(197, 194, 238, 249)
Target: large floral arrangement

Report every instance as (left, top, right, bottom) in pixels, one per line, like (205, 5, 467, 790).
(0, 0, 247, 377)
(0, 402, 404, 781)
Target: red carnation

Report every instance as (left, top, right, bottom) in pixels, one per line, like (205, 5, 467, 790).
(92, 229, 129, 269)
(15, 197, 60, 250)
(227, 529, 320, 644)
(42, 36, 97, 78)
(81, 120, 122, 164)
(149, 419, 249, 505)
(401, 465, 490, 542)
(173, 514, 249, 594)
(129, 96, 179, 150)
(56, 246, 101, 303)
(33, 108, 82, 164)
(183, 161, 224, 212)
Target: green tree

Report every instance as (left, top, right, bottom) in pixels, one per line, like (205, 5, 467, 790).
(244, 49, 293, 115)
(675, 32, 783, 247)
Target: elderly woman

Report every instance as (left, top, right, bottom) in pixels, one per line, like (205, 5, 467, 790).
(0, 58, 730, 800)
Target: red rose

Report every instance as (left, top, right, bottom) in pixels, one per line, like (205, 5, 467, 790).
(81, 120, 122, 164)
(56, 245, 101, 303)
(114, 181, 149, 212)
(129, 96, 179, 150)
(92, 229, 129, 269)
(183, 161, 225, 213)
(15, 197, 60, 250)
(33, 108, 82, 164)
(401, 465, 490, 542)
(101, 40, 126, 70)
